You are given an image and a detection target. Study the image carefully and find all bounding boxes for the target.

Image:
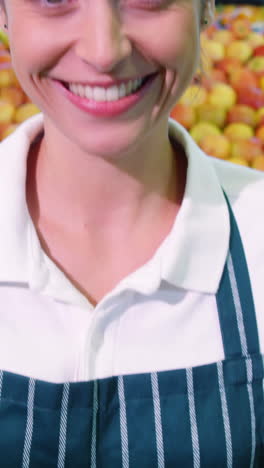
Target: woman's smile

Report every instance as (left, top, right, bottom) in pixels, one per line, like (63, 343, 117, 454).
(52, 72, 159, 117)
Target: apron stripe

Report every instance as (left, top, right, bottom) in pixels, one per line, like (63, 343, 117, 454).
(227, 254, 248, 356)
(186, 368, 200, 468)
(57, 382, 70, 468)
(217, 361, 232, 468)
(151, 372, 165, 468)
(118, 375, 129, 468)
(227, 253, 257, 466)
(246, 359, 256, 468)
(223, 191, 260, 356)
(22, 378, 35, 468)
(91, 380, 98, 468)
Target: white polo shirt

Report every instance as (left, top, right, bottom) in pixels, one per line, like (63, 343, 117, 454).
(0, 114, 263, 383)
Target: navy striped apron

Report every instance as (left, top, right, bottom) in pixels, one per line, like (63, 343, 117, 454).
(0, 193, 263, 467)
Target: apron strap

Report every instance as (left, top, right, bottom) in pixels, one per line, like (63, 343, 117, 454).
(216, 191, 260, 359)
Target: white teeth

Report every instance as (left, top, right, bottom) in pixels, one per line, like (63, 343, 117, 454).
(106, 86, 119, 102)
(119, 83, 126, 98)
(93, 86, 106, 102)
(71, 83, 78, 94)
(78, 84, 85, 98)
(68, 77, 145, 102)
(84, 86, 93, 100)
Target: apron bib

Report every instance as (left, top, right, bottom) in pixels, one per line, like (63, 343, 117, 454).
(0, 193, 263, 468)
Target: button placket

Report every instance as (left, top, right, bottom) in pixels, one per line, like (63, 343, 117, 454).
(80, 291, 129, 381)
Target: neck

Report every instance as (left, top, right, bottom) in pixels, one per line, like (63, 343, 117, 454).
(26, 120, 187, 239)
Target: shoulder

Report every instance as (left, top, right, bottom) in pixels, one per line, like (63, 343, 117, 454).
(211, 156, 264, 201)
(211, 157, 264, 231)
(210, 156, 264, 254)
(211, 158, 264, 352)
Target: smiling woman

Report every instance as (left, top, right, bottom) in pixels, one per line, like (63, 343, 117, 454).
(0, 0, 263, 467)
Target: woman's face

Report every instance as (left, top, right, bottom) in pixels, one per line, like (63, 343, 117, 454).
(0, 0, 214, 158)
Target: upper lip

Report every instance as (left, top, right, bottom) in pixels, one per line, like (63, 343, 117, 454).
(58, 72, 157, 89)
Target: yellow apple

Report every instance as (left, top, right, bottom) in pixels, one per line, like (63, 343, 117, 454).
(248, 32, 264, 48)
(0, 68, 14, 88)
(0, 100, 15, 124)
(211, 30, 234, 46)
(0, 87, 25, 107)
(227, 105, 257, 128)
(251, 155, 264, 171)
(227, 157, 249, 167)
(228, 67, 258, 91)
(224, 123, 254, 141)
(202, 39, 225, 63)
(230, 138, 263, 163)
(208, 83, 237, 110)
(247, 57, 264, 77)
(196, 103, 227, 128)
(170, 103, 197, 130)
(14, 103, 40, 123)
(1, 123, 19, 140)
(179, 85, 208, 107)
(225, 40, 253, 63)
(190, 121, 221, 144)
(199, 134, 231, 159)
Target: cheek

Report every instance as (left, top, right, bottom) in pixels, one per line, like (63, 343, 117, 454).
(137, 12, 199, 75)
(166, 15, 200, 73)
(8, 17, 57, 81)
(147, 12, 200, 115)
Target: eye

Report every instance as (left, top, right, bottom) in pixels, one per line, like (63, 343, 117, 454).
(40, 0, 76, 8)
(37, 0, 170, 12)
(39, 0, 169, 11)
(123, 0, 169, 9)
(42, 0, 64, 5)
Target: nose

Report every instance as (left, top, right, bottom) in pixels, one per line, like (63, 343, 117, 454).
(74, 1, 132, 73)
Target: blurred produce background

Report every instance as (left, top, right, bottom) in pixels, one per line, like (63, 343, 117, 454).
(0, 4, 263, 170)
(171, 4, 264, 170)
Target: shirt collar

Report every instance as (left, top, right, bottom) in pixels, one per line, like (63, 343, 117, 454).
(161, 119, 230, 293)
(0, 114, 44, 284)
(0, 114, 229, 296)
(119, 119, 230, 295)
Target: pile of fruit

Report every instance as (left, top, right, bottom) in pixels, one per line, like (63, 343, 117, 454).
(0, 5, 263, 170)
(171, 5, 264, 170)
(0, 31, 40, 140)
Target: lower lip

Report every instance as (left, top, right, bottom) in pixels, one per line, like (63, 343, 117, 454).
(53, 74, 158, 118)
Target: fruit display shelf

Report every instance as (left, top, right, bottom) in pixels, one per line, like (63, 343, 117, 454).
(171, 4, 264, 170)
(0, 5, 263, 170)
